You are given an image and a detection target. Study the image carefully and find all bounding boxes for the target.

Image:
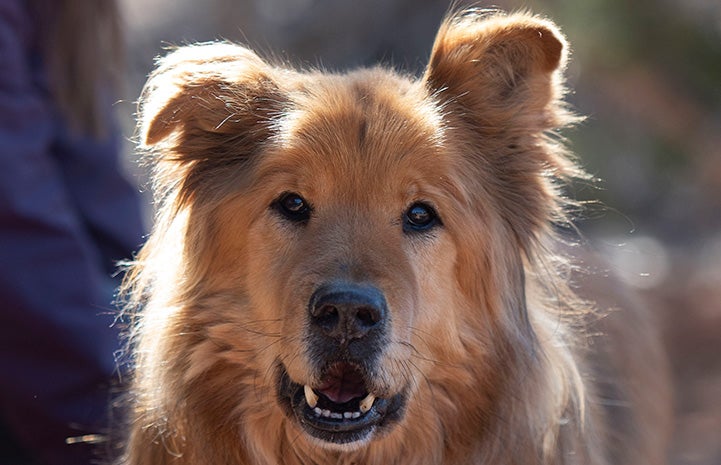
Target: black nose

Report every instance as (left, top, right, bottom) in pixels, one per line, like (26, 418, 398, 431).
(309, 283, 387, 343)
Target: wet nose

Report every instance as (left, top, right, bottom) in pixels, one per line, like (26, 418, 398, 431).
(308, 283, 387, 343)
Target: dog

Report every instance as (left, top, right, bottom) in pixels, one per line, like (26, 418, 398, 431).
(120, 9, 672, 465)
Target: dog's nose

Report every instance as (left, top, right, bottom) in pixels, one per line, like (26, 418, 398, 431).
(309, 283, 387, 343)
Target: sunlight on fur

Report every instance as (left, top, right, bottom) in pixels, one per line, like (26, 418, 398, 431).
(119, 9, 672, 465)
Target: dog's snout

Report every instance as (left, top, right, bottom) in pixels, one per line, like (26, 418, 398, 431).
(309, 283, 387, 342)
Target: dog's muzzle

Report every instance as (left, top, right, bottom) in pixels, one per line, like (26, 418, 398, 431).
(276, 282, 407, 446)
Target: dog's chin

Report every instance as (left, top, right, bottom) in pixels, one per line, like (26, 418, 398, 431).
(275, 362, 407, 448)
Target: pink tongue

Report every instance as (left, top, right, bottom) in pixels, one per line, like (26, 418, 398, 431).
(316, 363, 367, 404)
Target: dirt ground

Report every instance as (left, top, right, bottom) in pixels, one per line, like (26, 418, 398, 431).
(651, 248, 721, 464)
(576, 235, 721, 463)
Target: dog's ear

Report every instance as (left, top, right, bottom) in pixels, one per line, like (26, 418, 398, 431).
(138, 43, 287, 204)
(423, 11, 581, 251)
(423, 11, 568, 131)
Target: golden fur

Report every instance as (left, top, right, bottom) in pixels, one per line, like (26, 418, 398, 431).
(121, 10, 672, 465)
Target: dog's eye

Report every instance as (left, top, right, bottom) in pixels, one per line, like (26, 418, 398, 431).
(274, 192, 311, 223)
(403, 202, 440, 233)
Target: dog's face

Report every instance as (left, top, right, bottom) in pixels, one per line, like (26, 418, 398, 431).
(187, 71, 466, 447)
(135, 11, 574, 454)
(238, 74, 460, 446)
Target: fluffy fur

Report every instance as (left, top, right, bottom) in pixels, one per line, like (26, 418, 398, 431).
(120, 10, 671, 465)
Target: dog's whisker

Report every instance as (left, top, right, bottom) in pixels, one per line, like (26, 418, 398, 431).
(393, 338, 455, 368)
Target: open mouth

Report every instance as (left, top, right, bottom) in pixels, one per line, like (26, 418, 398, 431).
(276, 361, 407, 445)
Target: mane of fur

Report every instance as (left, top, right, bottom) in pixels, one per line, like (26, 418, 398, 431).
(119, 10, 619, 465)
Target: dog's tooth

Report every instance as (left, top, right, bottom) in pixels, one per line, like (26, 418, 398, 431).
(313, 407, 322, 416)
(322, 409, 331, 418)
(330, 412, 343, 419)
(352, 412, 361, 419)
(304, 385, 318, 408)
(359, 393, 376, 413)
(343, 412, 353, 419)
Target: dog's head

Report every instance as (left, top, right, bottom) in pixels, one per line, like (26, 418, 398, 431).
(132, 10, 578, 455)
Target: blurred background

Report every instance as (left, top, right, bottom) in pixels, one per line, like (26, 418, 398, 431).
(117, 0, 721, 462)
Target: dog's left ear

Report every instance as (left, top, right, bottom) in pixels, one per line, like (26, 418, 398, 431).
(137, 43, 288, 204)
(422, 11, 568, 131)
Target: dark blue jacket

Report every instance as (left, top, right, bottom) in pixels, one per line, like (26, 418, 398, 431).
(0, 2, 145, 464)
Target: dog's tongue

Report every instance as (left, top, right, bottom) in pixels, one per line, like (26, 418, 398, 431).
(317, 363, 367, 404)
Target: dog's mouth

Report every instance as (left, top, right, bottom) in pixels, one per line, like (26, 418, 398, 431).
(276, 361, 407, 446)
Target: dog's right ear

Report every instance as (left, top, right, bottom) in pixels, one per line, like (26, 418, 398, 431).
(421, 11, 580, 254)
(138, 43, 287, 203)
(422, 10, 568, 131)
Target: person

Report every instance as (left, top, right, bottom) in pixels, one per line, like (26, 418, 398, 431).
(0, 1, 145, 463)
